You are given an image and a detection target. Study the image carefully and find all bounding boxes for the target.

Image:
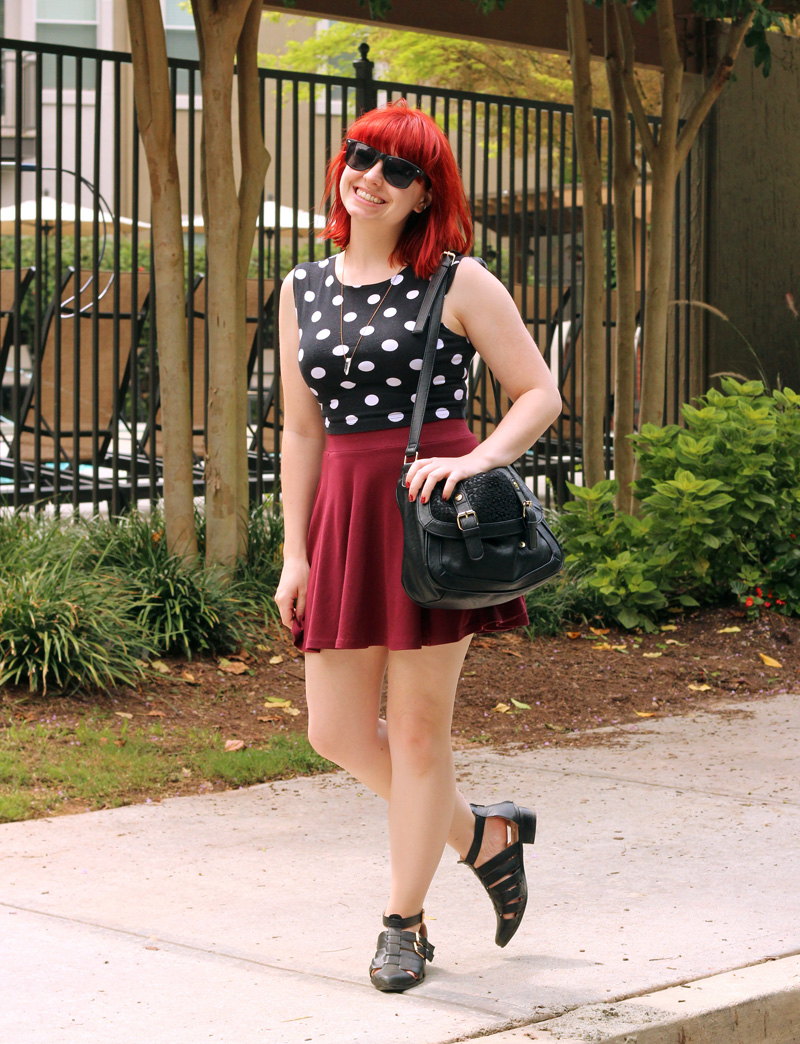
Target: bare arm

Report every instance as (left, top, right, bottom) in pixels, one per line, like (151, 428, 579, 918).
(274, 272, 326, 627)
(406, 258, 562, 502)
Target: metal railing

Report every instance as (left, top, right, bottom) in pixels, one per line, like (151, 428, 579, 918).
(0, 36, 698, 513)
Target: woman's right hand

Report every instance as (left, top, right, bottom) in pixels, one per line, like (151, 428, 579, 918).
(274, 556, 310, 629)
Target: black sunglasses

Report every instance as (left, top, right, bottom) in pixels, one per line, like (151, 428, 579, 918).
(345, 138, 429, 190)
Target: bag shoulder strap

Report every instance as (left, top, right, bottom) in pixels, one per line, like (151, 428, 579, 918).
(404, 254, 485, 461)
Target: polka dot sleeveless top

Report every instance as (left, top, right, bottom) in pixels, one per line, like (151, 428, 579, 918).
(293, 255, 475, 434)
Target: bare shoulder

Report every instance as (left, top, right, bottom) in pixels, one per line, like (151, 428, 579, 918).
(448, 255, 515, 320)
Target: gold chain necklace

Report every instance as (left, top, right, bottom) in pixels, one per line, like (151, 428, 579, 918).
(338, 253, 396, 376)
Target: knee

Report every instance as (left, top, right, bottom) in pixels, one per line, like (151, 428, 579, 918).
(307, 717, 346, 766)
(388, 714, 449, 776)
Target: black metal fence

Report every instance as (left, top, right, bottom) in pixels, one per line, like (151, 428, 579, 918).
(0, 37, 698, 513)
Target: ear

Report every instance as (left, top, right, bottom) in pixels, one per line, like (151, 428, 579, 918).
(414, 190, 433, 214)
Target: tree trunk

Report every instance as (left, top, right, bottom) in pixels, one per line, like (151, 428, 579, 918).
(193, 0, 251, 569)
(566, 0, 606, 488)
(605, 1, 638, 513)
(125, 0, 197, 560)
(234, 0, 271, 558)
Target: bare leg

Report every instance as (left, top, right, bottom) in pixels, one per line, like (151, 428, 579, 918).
(304, 644, 519, 914)
(381, 636, 472, 922)
(304, 645, 479, 859)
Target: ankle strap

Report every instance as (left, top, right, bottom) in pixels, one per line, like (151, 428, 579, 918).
(383, 910, 423, 929)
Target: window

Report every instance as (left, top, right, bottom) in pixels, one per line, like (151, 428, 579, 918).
(36, 0, 98, 89)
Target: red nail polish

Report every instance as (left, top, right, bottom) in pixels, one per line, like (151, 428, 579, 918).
(405, 479, 410, 488)
(421, 495, 428, 504)
(409, 492, 415, 502)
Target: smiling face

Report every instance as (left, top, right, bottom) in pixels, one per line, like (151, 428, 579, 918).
(339, 150, 430, 231)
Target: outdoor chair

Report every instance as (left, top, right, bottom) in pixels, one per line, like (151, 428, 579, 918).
(6, 269, 150, 504)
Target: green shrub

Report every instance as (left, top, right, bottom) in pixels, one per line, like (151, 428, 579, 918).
(236, 497, 284, 624)
(81, 510, 254, 657)
(560, 379, 800, 627)
(0, 551, 151, 694)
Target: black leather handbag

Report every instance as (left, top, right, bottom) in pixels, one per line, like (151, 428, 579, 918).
(395, 253, 563, 610)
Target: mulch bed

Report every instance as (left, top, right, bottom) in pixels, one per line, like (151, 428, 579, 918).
(3, 608, 797, 777)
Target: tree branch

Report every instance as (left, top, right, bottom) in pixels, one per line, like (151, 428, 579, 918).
(236, 0, 270, 280)
(614, 1, 656, 162)
(675, 12, 755, 168)
(125, 0, 152, 132)
(655, 0, 684, 151)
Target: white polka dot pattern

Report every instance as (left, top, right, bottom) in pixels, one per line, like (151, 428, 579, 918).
(293, 256, 475, 434)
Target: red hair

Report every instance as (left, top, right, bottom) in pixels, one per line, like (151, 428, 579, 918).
(320, 100, 473, 280)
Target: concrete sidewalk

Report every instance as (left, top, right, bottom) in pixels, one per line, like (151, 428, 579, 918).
(1, 692, 799, 1044)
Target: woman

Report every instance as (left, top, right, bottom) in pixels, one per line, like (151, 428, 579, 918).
(275, 100, 562, 993)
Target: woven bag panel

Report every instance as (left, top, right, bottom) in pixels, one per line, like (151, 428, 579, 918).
(429, 471, 521, 524)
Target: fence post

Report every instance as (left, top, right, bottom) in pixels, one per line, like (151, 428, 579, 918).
(353, 42, 376, 115)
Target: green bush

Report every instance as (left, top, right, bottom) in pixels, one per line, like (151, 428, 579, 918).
(236, 497, 284, 624)
(558, 379, 800, 628)
(81, 510, 254, 657)
(0, 550, 152, 694)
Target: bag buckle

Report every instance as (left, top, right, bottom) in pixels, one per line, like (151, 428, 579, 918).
(456, 509, 477, 530)
(403, 451, 419, 467)
(442, 250, 457, 264)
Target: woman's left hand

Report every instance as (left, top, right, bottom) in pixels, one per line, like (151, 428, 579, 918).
(405, 451, 488, 504)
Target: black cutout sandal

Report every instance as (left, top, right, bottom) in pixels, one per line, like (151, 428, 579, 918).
(369, 910, 434, 993)
(459, 801, 537, 948)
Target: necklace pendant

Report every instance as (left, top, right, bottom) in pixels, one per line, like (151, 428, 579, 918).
(343, 356, 352, 375)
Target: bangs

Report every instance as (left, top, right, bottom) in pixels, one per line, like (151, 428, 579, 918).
(350, 107, 441, 174)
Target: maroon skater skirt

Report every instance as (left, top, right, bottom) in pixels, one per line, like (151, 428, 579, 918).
(291, 418, 529, 652)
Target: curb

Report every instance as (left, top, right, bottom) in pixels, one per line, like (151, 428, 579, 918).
(473, 954, 800, 1044)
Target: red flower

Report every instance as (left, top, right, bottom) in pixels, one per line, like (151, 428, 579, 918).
(755, 587, 763, 597)
(745, 596, 754, 607)
(776, 599, 785, 606)
(764, 601, 772, 608)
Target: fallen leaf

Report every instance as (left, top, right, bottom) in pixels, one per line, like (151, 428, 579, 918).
(181, 671, 199, 685)
(493, 703, 511, 714)
(566, 632, 582, 640)
(218, 658, 247, 675)
(115, 711, 133, 720)
(224, 739, 246, 752)
(502, 649, 523, 658)
(642, 652, 663, 658)
(590, 627, 610, 635)
(665, 639, 687, 646)
(257, 715, 280, 723)
(98, 736, 109, 745)
(688, 683, 712, 692)
(717, 626, 741, 634)
(263, 697, 301, 717)
(612, 645, 628, 652)
(229, 650, 252, 662)
(759, 653, 783, 668)
(151, 660, 170, 675)
(462, 670, 477, 677)
(510, 698, 531, 710)
(660, 624, 678, 632)
(544, 722, 570, 732)
(633, 710, 656, 717)
(594, 642, 613, 650)
(269, 655, 284, 665)
(134, 658, 148, 668)
(146, 710, 166, 718)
